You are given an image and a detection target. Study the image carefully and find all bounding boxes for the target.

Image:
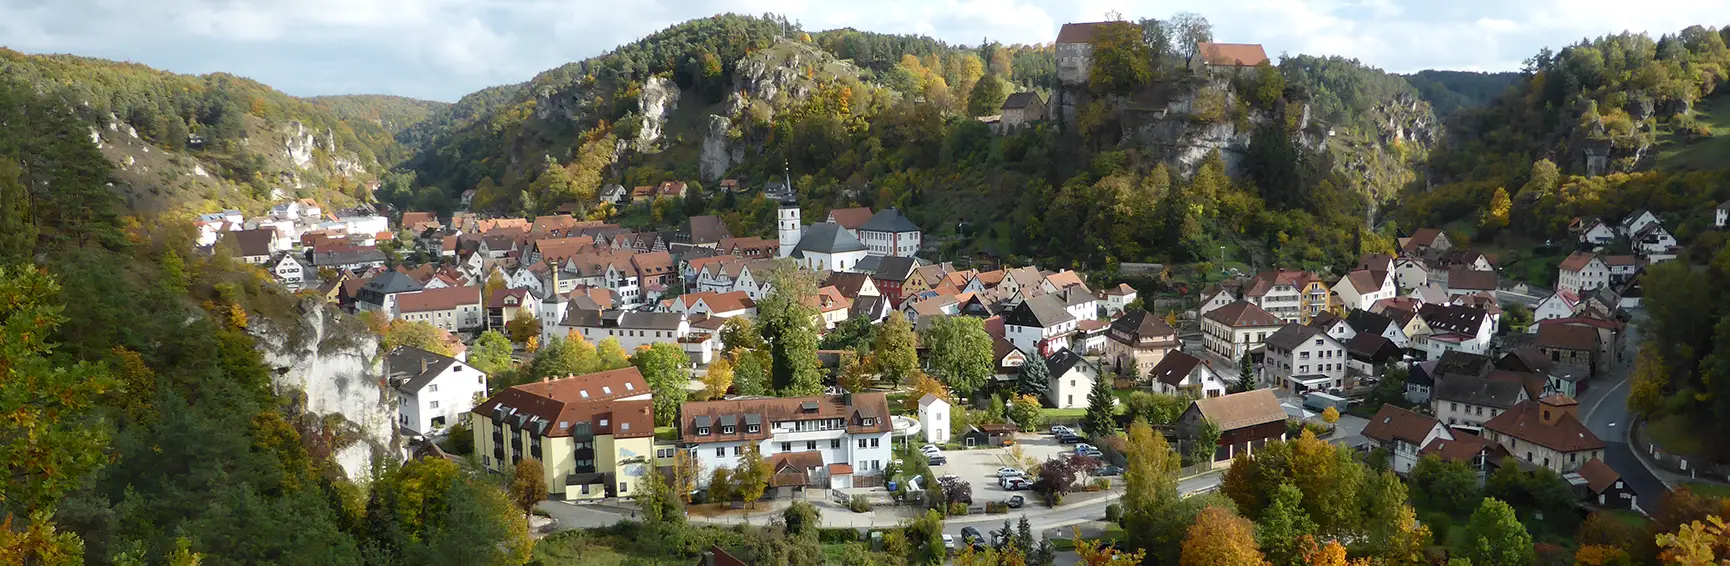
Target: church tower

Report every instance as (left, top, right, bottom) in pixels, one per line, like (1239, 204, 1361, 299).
(778, 201, 801, 258)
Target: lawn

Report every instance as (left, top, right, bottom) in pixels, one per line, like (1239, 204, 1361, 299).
(1658, 93, 1730, 171)
(654, 426, 677, 442)
(1678, 481, 1730, 500)
(1041, 408, 1086, 418)
(1646, 414, 1709, 458)
(1049, 525, 1125, 551)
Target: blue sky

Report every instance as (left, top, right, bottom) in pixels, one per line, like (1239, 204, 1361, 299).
(3, 0, 1727, 102)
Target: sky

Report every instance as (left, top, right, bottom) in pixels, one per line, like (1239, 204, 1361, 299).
(3, 0, 1729, 102)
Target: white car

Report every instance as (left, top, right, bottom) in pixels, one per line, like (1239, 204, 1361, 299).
(921, 444, 941, 454)
(996, 467, 1024, 478)
(942, 534, 956, 550)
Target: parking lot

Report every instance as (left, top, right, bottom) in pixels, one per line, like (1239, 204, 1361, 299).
(925, 431, 1084, 503)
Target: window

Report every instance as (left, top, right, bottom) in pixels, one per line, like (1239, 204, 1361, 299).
(697, 427, 710, 435)
(733, 446, 741, 456)
(600, 419, 609, 427)
(870, 438, 880, 448)
(429, 401, 439, 409)
(1450, 402, 1458, 411)
(429, 384, 438, 392)
(722, 425, 735, 434)
(619, 482, 628, 494)
(781, 442, 792, 452)
(807, 441, 817, 450)
(858, 438, 868, 448)
(831, 439, 841, 449)
(716, 447, 725, 457)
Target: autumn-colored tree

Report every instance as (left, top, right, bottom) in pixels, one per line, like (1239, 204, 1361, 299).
(906, 372, 952, 410)
(921, 315, 995, 395)
(734, 445, 771, 508)
(382, 319, 455, 356)
(1073, 527, 1148, 565)
(468, 330, 514, 378)
(702, 355, 734, 400)
(1088, 21, 1152, 95)
(509, 459, 547, 522)
(1123, 422, 1181, 546)
(1572, 544, 1634, 566)
(1482, 187, 1512, 230)
(504, 309, 538, 344)
(1008, 394, 1045, 431)
(596, 337, 631, 370)
(878, 313, 920, 387)
(1181, 506, 1266, 566)
(1222, 454, 1264, 514)
(1321, 406, 1340, 424)
(1657, 515, 1730, 566)
(671, 449, 702, 504)
(484, 273, 506, 298)
(1628, 343, 1669, 418)
(836, 351, 875, 393)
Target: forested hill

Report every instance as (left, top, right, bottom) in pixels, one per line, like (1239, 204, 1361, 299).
(1395, 26, 1730, 244)
(1401, 70, 1520, 120)
(0, 49, 447, 214)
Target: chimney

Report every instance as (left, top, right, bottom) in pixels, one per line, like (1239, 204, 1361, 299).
(421, 358, 429, 374)
(841, 392, 853, 407)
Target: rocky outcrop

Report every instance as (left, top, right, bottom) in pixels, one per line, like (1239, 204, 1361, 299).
(254, 302, 396, 481)
(283, 121, 317, 168)
(633, 76, 680, 152)
(700, 114, 742, 181)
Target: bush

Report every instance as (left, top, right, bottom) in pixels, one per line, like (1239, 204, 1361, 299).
(1420, 512, 1453, 545)
(1091, 478, 1111, 491)
(847, 495, 872, 513)
(818, 528, 860, 544)
(1105, 503, 1123, 522)
(985, 502, 1008, 514)
(947, 502, 969, 516)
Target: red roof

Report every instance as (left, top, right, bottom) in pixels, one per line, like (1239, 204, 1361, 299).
(1559, 251, 1601, 273)
(1203, 300, 1283, 328)
(396, 286, 482, 313)
(827, 463, 854, 475)
(1363, 404, 1443, 446)
(1576, 458, 1622, 493)
(1482, 400, 1605, 453)
(1055, 21, 1119, 44)
(1195, 42, 1269, 66)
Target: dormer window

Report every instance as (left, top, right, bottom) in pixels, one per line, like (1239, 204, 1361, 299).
(697, 427, 710, 435)
(722, 425, 735, 434)
(747, 424, 759, 433)
(599, 419, 609, 427)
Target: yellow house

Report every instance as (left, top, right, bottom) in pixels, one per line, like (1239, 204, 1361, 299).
(1296, 280, 1338, 323)
(471, 367, 657, 500)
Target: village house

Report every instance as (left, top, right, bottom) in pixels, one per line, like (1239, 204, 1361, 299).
(787, 222, 871, 272)
(1415, 303, 1494, 358)
(1399, 228, 1452, 256)
(222, 229, 278, 264)
(1045, 348, 1100, 410)
(1576, 458, 1637, 509)
(1363, 404, 1453, 475)
(1578, 219, 1617, 246)
(485, 288, 533, 330)
(551, 308, 714, 364)
(1393, 256, 1430, 291)
(1201, 301, 1285, 363)
(1308, 312, 1356, 343)
(825, 207, 874, 236)
(857, 208, 922, 258)
(680, 392, 893, 490)
(1631, 222, 1679, 256)
(270, 253, 308, 290)
(1055, 22, 1116, 85)
(667, 291, 757, 319)
(1345, 333, 1403, 382)
(1198, 283, 1240, 317)
(1535, 323, 1599, 378)
(1558, 252, 1610, 294)
(1532, 290, 1582, 326)
(1261, 323, 1350, 393)
(1444, 268, 1498, 297)
(1147, 351, 1230, 398)
(1432, 374, 1528, 431)
(1098, 283, 1138, 316)
(355, 270, 425, 314)
(1179, 389, 1287, 466)
(999, 92, 1047, 130)
(395, 286, 484, 333)
(1104, 310, 1179, 377)
(1005, 294, 1079, 357)
(1346, 308, 1410, 350)
(387, 346, 489, 435)
(470, 368, 655, 500)
(1417, 433, 1510, 480)
(865, 256, 921, 308)
(1189, 41, 1270, 74)
(1481, 395, 1605, 474)
(1241, 270, 1321, 323)
(1333, 268, 1397, 313)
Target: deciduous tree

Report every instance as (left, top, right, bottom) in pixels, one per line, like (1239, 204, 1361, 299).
(874, 312, 919, 386)
(383, 319, 456, 356)
(1256, 483, 1318, 566)
(921, 315, 995, 396)
(906, 372, 951, 410)
(504, 309, 537, 344)
(702, 355, 734, 400)
(631, 342, 688, 427)
(1122, 422, 1181, 550)
(1181, 506, 1265, 566)
(596, 337, 631, 370)
(1009, 395, 1045, 431)
(1456, 498, 1533, 566)
(509, 458, 547, 522)
(468, 330, 514, 377)
(735, 445, 771, 508)
(756, 263, 823, 395)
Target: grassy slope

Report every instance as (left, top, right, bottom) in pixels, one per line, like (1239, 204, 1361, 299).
(1657, 93, 1730, 171)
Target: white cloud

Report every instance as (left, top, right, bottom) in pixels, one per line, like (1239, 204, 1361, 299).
(4, 0, 1730, 100)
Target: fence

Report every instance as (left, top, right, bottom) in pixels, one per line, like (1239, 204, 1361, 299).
(1630, 419, 1730, 480)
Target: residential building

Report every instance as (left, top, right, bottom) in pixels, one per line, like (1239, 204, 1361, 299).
(355, 271, 425, 313)
(1147, 351, 1229, 398)
(1363, 404, 1453, 475)
(1417, 433, 1509, 479)
(1201, 301, 1284, 362)
(1445, 268, 1498, 297)
(1190, 42, 1271, 71)
(223, 229, 278, 264)
(999, 92, 1047, 129)
(271, 253, 308, 289)
(1482, 395, 1605, 474)
(1579, 219, 1617, 246)
(1307, 312, 1356, 343)
(486, 288, 533, 330)
(388, 346, 489, 435)
(1242, 270, 1320, 323)
(550, 308, 710, 363)
(1345, 333, 1403, 382)
(857, 208, 921, 258)
(1432, 375, 1528, 430)
(1333, 268, 1397, 312)
(1393, 256, 1430, 291)
(1004, 294, 1078, 357)
(1576, 458, 1636, 509)
(1532, 290, 1582, 326)
(1198, 284, 1239, 317)
(918, 394, 950, 444)
(1104, 310, 1179, 377)
(470, 368, 655, 500)
(1535, 323, 1599, 378)
(1399, 228, 1452, 256)
(1346, 308, 1409, 349)
(825, 207, 874, 236)
(866, 256, 920, 308)
(1415, 303, 1493, 357)
(1261, 323, 1349, 393)
(1632, 222, 1678, 256)
(680, 393, 893, 490)
(396, 286, 484, 333)
(1045, 348, 1098, 409)
(1620, 210, 1660, 236)
(1718, 202, 1730, 228)
(1558, 252, 1610, 294)
(667, 291, 757, 319)
(1098, 283, 1138, 316)
(1179, 389, 1287, 465)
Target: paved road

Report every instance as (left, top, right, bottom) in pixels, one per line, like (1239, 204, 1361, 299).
(1576, 317, 1670, 515)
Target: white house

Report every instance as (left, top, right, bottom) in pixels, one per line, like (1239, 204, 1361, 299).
(1415, 303, 1494, 358)
(857, 208, 922, 258)
(356, 271, 426, 314)
(1198, 285, 1238, 317)
(788, 222, 871, 272)
(1619, 210, 1660, 237)
(1099, 283, 1138, 316)
(1578, 219, 1617, 246)
(1532, 290, 1582, 328)
(1004, 294, 1078, 357)
(680, 393, 895, 490)
(1557, 252, 1609, 294)
(1482, 395, 1605, 474)
(1346, 309, 1411, 350)
(1044, 348, 1099, 409)
(550, 309, 709, 363)
(1432, 374, 1527, 430)
(1717, 202, 1730, 228)
(667, 291, 757, 319)
(394, 286, 485, 333)
(271, 253, 308, 290)
(223, 229, 278, 264)
(1332, 269, 1396, 312)
(1632, 223, 1678, 256)
(1261, 323, 1349, 393)
(918, 394, 950, 444)
(1363, 404, 1453, 475)
(387, 346, 489, 435)
(1393, 257, 1430, 292)
(1200, 301, 1285, 362)
(1147, 351, 1230, 398)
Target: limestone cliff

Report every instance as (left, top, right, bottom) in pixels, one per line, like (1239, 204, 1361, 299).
(253, 301, 396, 481)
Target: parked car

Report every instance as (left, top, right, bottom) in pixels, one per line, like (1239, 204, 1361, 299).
(1075, 443, 1095, 453)
(1002, 478, 1031, 490)
(1057, 433, 1083, 444)
(1079, 448, 1104, 459)
(1006, 495, 1025, 509)
(998, 473, 1028, 488)
(961, 527, 985, 549)
(1094, 465, 1123, 476)
(995, 467, 1023, 478)
(1050, 425, 1072, 436)
(928, 455, 948, 466)
(921, 444, 941, 454)
(942, 534, 955, 550)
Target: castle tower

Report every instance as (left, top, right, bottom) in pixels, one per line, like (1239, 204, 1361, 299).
(778, 201, 801, 258)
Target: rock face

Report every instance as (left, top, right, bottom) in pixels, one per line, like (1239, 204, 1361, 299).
(634, 76, 680, 152)
(255, 303, 396, 481)
(700, 114, 739, 181)
(283, 121, 318, 168)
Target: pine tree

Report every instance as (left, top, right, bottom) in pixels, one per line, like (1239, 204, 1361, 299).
(1017, 353, 1051, 401)
(1082, 373, 1117, 439)
(0, 160, 34, 263)
(1238, 351, 1256, 390)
